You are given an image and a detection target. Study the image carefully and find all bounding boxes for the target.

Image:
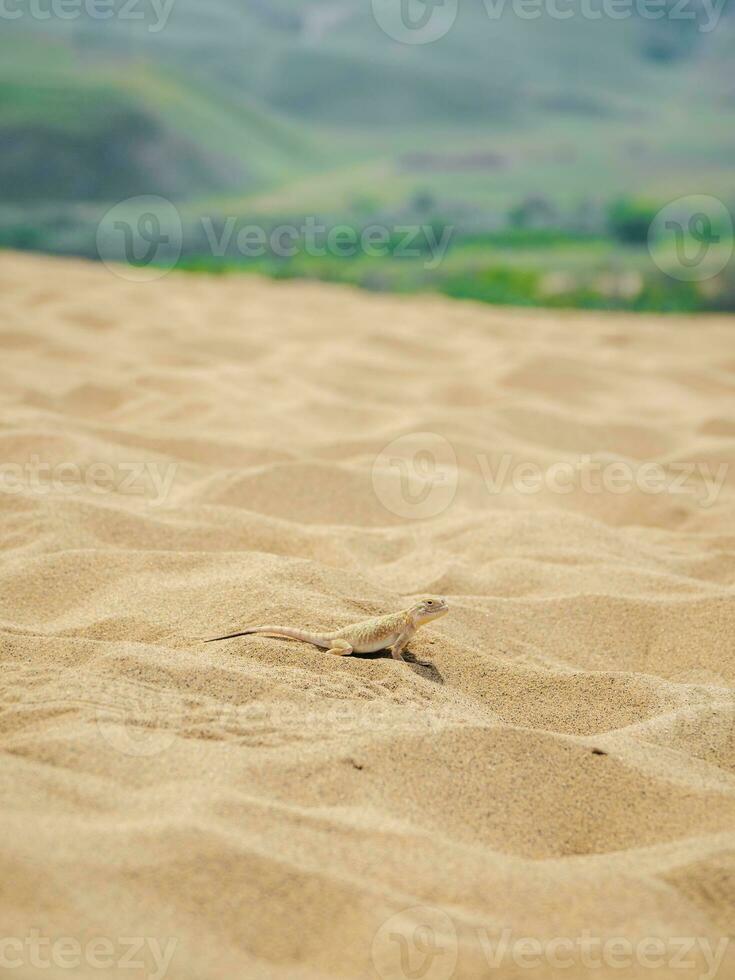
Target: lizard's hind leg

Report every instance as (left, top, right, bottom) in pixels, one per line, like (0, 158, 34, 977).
(325, 639, 353, 657)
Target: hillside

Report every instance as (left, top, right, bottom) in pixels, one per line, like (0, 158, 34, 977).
(2, 1, 734, 209)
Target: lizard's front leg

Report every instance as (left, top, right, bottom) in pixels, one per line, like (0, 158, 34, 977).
(390, 629, 414, 662)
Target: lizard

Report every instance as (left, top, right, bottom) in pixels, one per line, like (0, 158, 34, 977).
(205, 597, 449, 663)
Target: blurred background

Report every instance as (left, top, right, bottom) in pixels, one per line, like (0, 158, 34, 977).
(1, 0, 734, 310)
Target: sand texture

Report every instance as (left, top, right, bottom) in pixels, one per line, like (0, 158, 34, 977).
(1, 252, 735, 979)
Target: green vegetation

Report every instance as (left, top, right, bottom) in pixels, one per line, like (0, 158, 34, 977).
(607, 199, 660, 245)
(1, 5, 733, 313)
(170, 216, 731, 313)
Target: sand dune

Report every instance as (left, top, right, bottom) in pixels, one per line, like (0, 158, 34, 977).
(1, 251, 734, 979)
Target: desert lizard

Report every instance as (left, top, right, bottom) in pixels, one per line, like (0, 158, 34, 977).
(205, 597, 449, 662)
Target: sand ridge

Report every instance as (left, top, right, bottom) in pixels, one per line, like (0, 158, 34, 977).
(1, 251, 734, 979)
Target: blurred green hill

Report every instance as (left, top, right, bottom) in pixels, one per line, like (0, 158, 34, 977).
(2, 0, 733, 209)
(2, 0, 734, 312)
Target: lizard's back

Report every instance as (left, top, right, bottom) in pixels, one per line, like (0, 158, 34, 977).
(333, 610, 408, 652)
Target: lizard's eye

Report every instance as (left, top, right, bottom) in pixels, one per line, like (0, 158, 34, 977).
(427, 600, 433, 605)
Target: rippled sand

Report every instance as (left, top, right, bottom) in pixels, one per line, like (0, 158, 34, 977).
(1, 252, 734, 979)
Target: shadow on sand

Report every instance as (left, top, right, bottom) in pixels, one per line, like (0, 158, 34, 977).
(352, 648, 444, 684)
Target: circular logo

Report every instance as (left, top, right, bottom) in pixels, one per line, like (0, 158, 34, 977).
(669, 669, 734, 760)
(371, 0, 458, 44)
(96, 684, 180, 757)
(372, 906, 458, 980)
(96, 195, 183, 282)
(372, 432, 458, 520)
(648, 195, 733, 282)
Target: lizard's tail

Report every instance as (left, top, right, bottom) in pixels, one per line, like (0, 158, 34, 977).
(205, 626, 331, 647)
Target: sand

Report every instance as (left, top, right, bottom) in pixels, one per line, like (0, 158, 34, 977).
(1, 250, 734, 980)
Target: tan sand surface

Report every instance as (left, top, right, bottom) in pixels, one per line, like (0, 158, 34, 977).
(1, 251, 734, 979)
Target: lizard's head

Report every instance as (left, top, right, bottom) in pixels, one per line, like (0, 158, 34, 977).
(410, 596, 449, 626)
